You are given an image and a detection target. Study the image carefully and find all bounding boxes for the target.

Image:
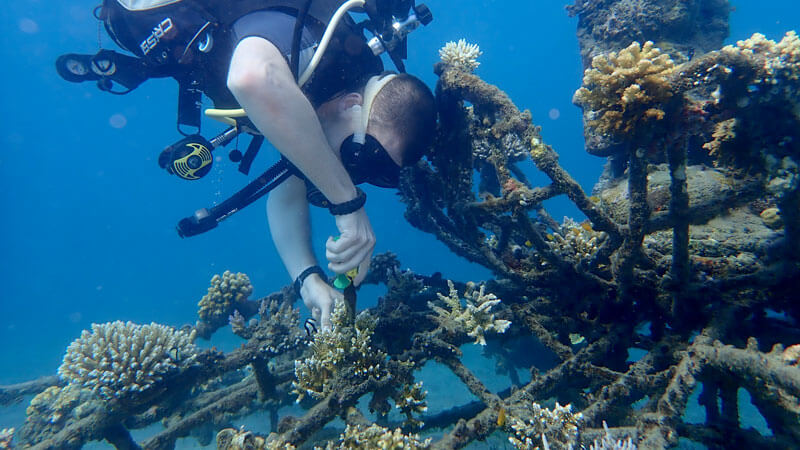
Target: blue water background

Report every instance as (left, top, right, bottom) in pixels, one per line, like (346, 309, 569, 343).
(0, 0, 796, 439)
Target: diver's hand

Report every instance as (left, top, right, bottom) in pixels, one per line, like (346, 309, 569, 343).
(300, 274, 341, 332)
(326, 207, 374, 286)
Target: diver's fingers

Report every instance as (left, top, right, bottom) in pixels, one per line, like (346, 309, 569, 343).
(327, 246, 371, 275)
(311, 306, 321, 324)
(353, 253, 371, 286)
(325, 238, 364, 267)
(319, 301, 332, 332)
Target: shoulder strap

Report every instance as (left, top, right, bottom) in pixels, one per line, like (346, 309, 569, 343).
(193, 0, 346, 27)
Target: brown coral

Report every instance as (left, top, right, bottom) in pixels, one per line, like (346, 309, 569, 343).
(573, 41, 676, 144)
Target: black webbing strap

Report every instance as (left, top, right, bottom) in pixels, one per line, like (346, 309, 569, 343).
(238, 135, 264, 175)
(290, 0, 313, 80)
(176, 157, 298, 237)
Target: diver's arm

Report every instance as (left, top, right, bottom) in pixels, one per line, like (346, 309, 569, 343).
(228, 37, 356, 204)
(267, 176, 340, 331)
(228, 37, 374, 282)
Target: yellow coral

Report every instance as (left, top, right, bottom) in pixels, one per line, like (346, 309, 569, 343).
(703, 118, 738, 158)
(197, 271, 253, 324)
(573, 41, 675, 139)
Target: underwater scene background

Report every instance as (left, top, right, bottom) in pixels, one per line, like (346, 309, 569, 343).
(1, 0, 799, 448)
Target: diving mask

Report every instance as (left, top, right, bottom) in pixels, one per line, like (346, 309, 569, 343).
(340, 134, 400, 188)
(338, 73, 401, 188)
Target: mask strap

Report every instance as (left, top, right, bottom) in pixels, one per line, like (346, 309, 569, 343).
(356, 73, 396, 144)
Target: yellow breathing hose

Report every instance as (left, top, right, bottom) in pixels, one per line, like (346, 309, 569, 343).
(204, 0, 367, 125)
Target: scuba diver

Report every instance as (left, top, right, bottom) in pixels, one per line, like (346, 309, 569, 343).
(56, 0, 436, 330)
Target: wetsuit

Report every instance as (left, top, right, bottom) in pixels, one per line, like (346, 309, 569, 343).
(100, 0, 383, 110)
(191, 6, 383, 110)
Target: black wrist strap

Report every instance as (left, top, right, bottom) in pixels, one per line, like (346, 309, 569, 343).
(328, 188, 367, 215)
(294, 265, 326, 297)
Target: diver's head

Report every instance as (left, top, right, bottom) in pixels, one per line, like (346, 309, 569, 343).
(317, 73, 437, 188)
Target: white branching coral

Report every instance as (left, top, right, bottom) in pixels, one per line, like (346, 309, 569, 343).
(507, 402, 582, 450)
(723, 32, 800, 82)
(395, 381, 428, 428)
(324, 424, 431, 449)
(588, 421, 637, 450)
(439, 39, 482, 72)
(0, 428, 13, 449)
(292, 301, 387, 401)
(58, 321, 197, 401)
(720, 32, 800, 106)
(429, 280, 511, 345)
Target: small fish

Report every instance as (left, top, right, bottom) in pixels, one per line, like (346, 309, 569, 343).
(304, 318, 318, 337)
(496, 408, 507, 427)
(524, 240, 533, 248)
(687, 47, 695, 61)
(167, 346, 180, 362)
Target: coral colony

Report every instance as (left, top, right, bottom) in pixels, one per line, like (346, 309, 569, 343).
(2, 1, 800, 448)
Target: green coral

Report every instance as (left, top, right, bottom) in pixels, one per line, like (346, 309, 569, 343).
(323, 424, 431, 449)
(573, 41, 675, 139)
(197, 271, 253, 325)
(429, 280, 511, 345)
(292, 301, 388, 401)
(57, 321, 197, 402)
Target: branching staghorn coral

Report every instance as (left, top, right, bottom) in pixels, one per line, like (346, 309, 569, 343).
(0, 428, 13, 449)
(394, 381, 428, 428)
(428, 280, 511, 345)
(439, 39, 482, 72)
(324, 424, 431, 449)
(57, 321, 197, 402)
(292, 301, 387, 401)
(507, 402, 582, 450)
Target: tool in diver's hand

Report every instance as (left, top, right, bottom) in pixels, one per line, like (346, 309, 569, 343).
(333, 268, 360, 289)
(330, 237, 359, 325)
(330, 235, 361, 289)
